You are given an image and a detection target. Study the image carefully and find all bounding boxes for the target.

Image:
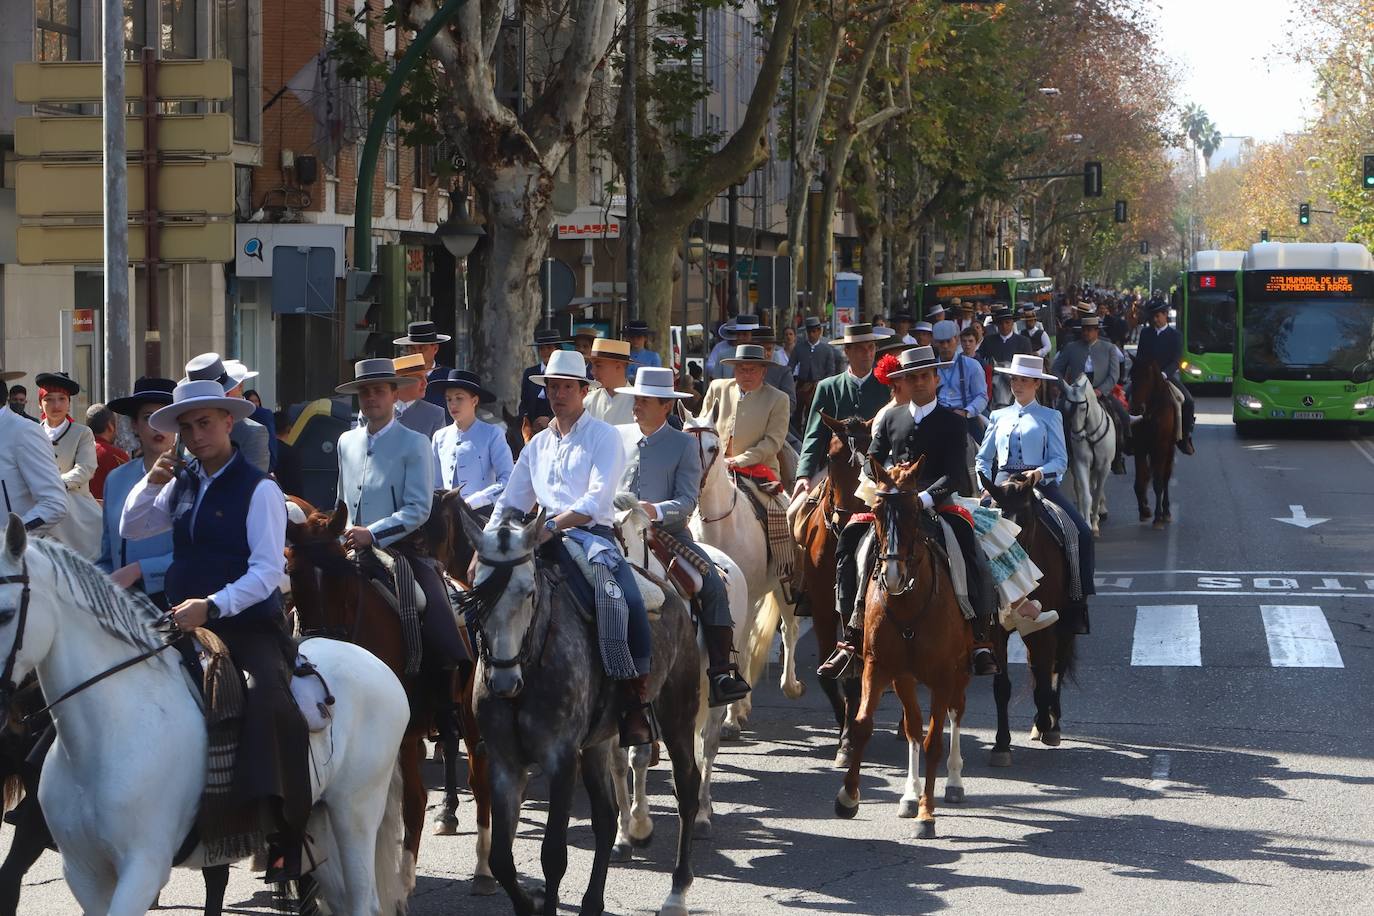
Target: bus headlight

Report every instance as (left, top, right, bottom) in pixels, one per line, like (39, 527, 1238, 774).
(1183, 363, 1204, 377)
(1235, 394, 1263, 411)
(1354, 397, 1374, 412)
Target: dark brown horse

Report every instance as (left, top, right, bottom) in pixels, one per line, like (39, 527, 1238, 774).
(499, 406, 535, 461)
(792, 412, 871, 766)
(285, 501, 496, 895)
(981, 473, 1079, 764)
(834, 458, 971, 838)
(1129, 358, 1177, 527)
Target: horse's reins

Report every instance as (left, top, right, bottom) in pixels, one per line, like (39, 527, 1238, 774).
(686, 425, 739, 524)
(871, 500, 941, 656)
(1064, 387, 1111, 447)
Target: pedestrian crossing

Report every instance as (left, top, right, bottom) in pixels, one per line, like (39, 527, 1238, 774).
(1005, 603, 1346, 669)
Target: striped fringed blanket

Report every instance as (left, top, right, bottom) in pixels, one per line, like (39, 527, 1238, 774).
(193, 627, 263, 864)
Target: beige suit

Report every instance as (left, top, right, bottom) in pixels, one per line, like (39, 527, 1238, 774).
(45, 418, 103, 559)
(699, 378, 791, 477)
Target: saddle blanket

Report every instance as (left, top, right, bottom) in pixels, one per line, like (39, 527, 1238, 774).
(1034, 496, 1084, 605)
(563, 536, 666, 612)
(736, 474, 797, 582)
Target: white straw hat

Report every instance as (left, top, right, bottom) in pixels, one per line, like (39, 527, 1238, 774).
(994, 354, 1058, 381)
(615, 366, 691, 399)
(531, 349, 599, 387)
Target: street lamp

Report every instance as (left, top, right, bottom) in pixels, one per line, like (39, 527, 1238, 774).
(436, 188, 485, 259)
(1038, 87, 1061, 97)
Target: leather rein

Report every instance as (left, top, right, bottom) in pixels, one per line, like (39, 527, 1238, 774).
(686, 425, 739, 524)
(1064, 386, 1111, 448)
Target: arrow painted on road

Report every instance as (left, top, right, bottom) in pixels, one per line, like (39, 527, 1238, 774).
(1274, 505, 1329, 529)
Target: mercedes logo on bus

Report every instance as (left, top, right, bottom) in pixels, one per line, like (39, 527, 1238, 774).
(1302, 396, 1316, 407)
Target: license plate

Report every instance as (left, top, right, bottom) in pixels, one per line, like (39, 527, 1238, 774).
(1294, 411, 1324, 420)
(1223, 376, 1233, 383)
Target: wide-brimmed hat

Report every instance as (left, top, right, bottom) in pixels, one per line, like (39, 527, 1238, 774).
(35, 371, 80, 396)
(803, 316, 824, 330)
(721, 344, 771, 366)
(0, 364, 24, 383)
(149, 379, 255, 434)
(720, 314, 762, 339)
(1148, 300, 1170, 314)
(995, 354, 1058, 381)
(891, 311, 915, 324)
(622, 319, 654, 338)
(991, 307, 1016, 323)
(223, 359, 258, 384)
(529, 327, 567, 348)
(1079, 315, 1102, 328)
(571, 325, 603, 341)
(531, 349, 597, 387)
(615, 366, 691, 400)
(430, 369, 495, 403)
(335, 358, 421, 394)
(182, 353, 254, 392)
(107, 377, 176, 417)
(932, 320, 960, 342)
(393, 321, 451, 346)
(589, 338, 632, 362)
(393, 353, 429, 375)
(1018, 304, 1039, 317)
(912, 321, 934, 336)
(875, 329, 909, 356)
(836, 322, 884, 345)
(887, 346, 953, 377)
(925, 305, 946, 320)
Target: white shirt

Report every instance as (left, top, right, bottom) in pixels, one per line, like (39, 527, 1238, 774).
(44, 419, 66, 442)
(583, 386, 637, 426)
(120, 453, 287, 618)
(490, 410, 626, 529)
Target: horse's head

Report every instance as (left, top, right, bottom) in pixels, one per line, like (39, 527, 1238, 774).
(284, 499, 351, 632)
(458, 503, 544, 699)
(981, 469, 1038, 523)
(684, 414, 724, 489)
(868, 457, 928, 596)
(822, 413, 874, 471)
(612, 494, 653, 569)
(0, 516, 52, 726)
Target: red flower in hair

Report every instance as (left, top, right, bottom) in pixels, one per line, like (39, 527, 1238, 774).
(874, 353, 902, 387)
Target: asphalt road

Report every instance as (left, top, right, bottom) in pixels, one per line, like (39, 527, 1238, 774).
(9, 396, 1374, 914)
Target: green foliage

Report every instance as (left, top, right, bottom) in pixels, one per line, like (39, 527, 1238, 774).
(327, 7, 447, 151)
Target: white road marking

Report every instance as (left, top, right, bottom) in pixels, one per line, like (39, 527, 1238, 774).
(1098, 591, 1374, 599)
(1351, 438, 1374, 468)
(1149, 752, 1172, 790)
(1099, 569, 1374, 576)
(1007, 631, 1027, 664)
(1131, 605, 1201, 666)
(1273, 505, 1329, 529)
(1261, 605, 1344, 668)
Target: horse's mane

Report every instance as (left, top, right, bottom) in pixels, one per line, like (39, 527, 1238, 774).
(29, 539, 164, 652)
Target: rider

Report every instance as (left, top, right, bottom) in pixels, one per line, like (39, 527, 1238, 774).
(977, 354, 1094, 633)
(0, 367, 67, 534)
(392, 353, 450, 439)
(488, 349, 657, 747)
(1052, 315, 1129, 475)
(623, 319, 662, 381)
(120, 374, 306, 881)
(794, 322, 888, 494)
(429, 370, 514, 511)
(1018, 304, 1051, 359)
(584, 338, 637, 425)
(518, 327, 567, 434)
(790, 315, 845, 384)
(615, 366, 751, 707)
(819, 345, 998, 678)
(976, 306, 1034, 368)
(1134, 299, 1196, 455)
(932, 321, 989, 441)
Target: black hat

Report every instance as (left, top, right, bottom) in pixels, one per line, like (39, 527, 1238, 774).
(529, 327, 567, 348)
(1148, 300, 1170, 314)
(393, 321, 452, 346)
(892, 311, 915, 324)
(429, 369, 495, 403)
(622, 319, 654, 337)
(106, 377, 176, 417)
(991, 306, 1016, 322)
(35, 371, 80, 396)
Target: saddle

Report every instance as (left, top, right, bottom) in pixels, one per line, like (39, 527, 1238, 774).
(356, 545, 426, 675)
(644, 527, 710, 599)
(734, 473, 797, 582)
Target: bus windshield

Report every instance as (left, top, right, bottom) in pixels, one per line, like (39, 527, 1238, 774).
(1186, 290, 1235, 354)
(1242, 271, 1374, 382)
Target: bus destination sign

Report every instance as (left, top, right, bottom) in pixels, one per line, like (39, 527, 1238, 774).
(933, 283, 1002, 300)
(1263, 274, 1355, 294)
(1198, 274, 1217, 289)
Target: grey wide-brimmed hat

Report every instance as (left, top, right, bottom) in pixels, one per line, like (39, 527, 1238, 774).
(335, 358, 421, 394)
(887, 346, 953, 377)
(181, 353, 255, 392)
(1079, 315, 1102, 328)
(994, 354, 1058, 381)
(149, 379, 256, 433)
(720, 314, 763, 339)
(803, 316, 824, 330)
(721, 344, 771, 365)
(836, 322, 884, 345)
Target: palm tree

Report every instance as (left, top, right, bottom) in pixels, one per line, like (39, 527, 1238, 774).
(1200, 122, 1223, 172)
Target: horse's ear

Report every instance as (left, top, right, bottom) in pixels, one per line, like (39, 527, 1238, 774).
(4, 514, 25, 560)
(524, 508, 547, 545)
(449, 491, 487, 548)
(328, 501, 348, 538)
(820, 412, 844, 434)
(980, 471, 1003, 501)
(868, 457, 898, 492)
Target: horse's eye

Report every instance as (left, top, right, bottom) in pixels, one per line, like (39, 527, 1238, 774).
(0, 609, 14, 626)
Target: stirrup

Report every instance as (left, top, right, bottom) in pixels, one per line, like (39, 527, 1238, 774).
(619, 701, 662, 748)
(707, 668, 751, 706)
(817, 643, 859, 680)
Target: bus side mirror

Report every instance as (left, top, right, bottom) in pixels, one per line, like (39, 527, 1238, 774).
(1352, 363, 1374, 384)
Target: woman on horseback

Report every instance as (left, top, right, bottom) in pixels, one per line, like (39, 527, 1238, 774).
(430, 369, 513, 511)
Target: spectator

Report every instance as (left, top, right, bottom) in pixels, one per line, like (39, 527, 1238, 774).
(244, 389, 264, 409)
(85, 403, 129, 500)
(7, 384, 37, 421)
(272, 409, 306, 498)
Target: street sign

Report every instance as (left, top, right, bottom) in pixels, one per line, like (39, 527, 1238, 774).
(17, 222, 234, 265)
(15, 113, 234, 157)
(16, 160, 234, 218)
(13, 59, 232, 103)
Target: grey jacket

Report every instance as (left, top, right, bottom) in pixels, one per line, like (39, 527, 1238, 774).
(790, 339, 844, 382)
(230, 416, 271, 474)
(335, 422, 435, 547)
(617, 422, 701, 534)
(398, 397, 448, 440)
(1052, 338, 1121, 397)
(765, 362, 797, 414)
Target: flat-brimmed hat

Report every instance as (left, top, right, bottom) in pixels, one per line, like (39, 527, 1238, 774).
(875, 329, 909, 356)
(393, 353, 429, 375)
(615, 366, 691, 400)
(622, 319, 654, 338)
(721, 344, 771, 366)
(836, 322, 884, 345)
(393, 321, 451, 346)
(932, 320, 960, 342)
(149, 379, 255, 434)
(335, 358, 421, 394)
(571, 325, 603, 341)
(912, 321, 934, 335)
(892, 311, 915, 324)
(35, 371, 80, 396)
(991, 307, 1016, 322)
(0, 365, 24, 383)
(995, 354, 1058, 381)
(182, 353, 254, 392)
(1079, 316, 1102, 328)
(430, 369, 495, 403)
(803, 316, 824, 330)
(720, 314, 762, 340)
(223, 359, 258, 384)
(1018, 304, 1039, 317)
(107, 377, 176, 417)
(589, 338, 632, 362)
(1148, 300, 1170, 314)
(531, 350, 597, 387)
(887, 346, 953, 377)
(925, 305, 947, 321)
(529, 327, 567, 348)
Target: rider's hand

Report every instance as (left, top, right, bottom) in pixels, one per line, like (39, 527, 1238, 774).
(952, 409, 969, 418)
(147, 449, 182, 486)
(110, 561, 142, 590)
(172, 598, 209, 632)
(343, 526, 375, 551)
(639, 501, 659, 521)
(793, 479, 810, 498)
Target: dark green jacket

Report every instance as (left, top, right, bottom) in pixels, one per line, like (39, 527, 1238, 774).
(797, 372, 891, 479)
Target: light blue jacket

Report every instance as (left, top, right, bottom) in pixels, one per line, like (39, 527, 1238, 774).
(96, 458, 174, 594)
(976, 401, 1068, 485)
(937, 354, 989, 416)
(336, 421, 435, 546)
(431, 419, 513, 509)
(617, 422, 700, 534)
(628, 347, 662, 381)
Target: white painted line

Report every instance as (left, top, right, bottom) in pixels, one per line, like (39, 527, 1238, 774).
(1131, 605, 1201, 666)
(1352, 438, 1374, 468)
(1099, 570, 1374, 577)
(1096, 591, 1374, 599)
(1007, 631, 1027, 664)
(1274, 505, 1329, 529)
(1261, 605, 1344, 668)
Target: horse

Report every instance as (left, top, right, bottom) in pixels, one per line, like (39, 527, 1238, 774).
(1061, 374, 1115, 535)
(685, 415, 804, 740)
(284, 498, 495, 895)
(980, 472, 1079, 763)
(455, 505, 702, 916)
(792, 413, 871, 767)
(498, 406, 533, 460)
(1129, 358, 1177, 528)
(612, 500, 749, 845)
(833, 459, 970, 838)
(0, 517, 409, 915)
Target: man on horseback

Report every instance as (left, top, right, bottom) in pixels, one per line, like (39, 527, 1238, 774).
(120, 374, 307, 881)
(791, 316, 844, 384)
(977, 307, 1034, 368)
(518, 327, 566, 434)
(794, 323, 889, 495)
(615, 367, 751, 707)
(1019, 305, 1051, 358)
(489, 349, 658, 747)
(1135, 300, 1196, 455)
(819, 346, 1000, 679)
(1052, 315, 1130, 475)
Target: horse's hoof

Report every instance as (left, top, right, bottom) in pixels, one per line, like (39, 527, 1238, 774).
(834, 747, 852, 769)
(834, 789, 860, 819)
(631, 828, 655, 849)
(989, 750, 1012, 768)
(782, 680, 806, 700)
(945, 785, 965, 804)
(1152, 519, 1166, 530)
(915, 819, 937, 840)
(431, 813, 459, 836)
(720, 721, 743, 742)
(1161, 513, 1173, 523)
(1139, 511, 1152, 522)
(897, 796, 920, 818)
(610, 841, 633, 862)
(694, 817, 713, 839)
(470, 875, 499, 896)
(1042, 728, 1062, 747)
(660, 902, 690, 916)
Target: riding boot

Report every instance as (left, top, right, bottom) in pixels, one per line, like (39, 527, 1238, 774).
(617, 676, 660, 748)
(1112, 427, 1128, 475)
(263, 828, 304, 884)
(969, 616, 999, 676)
(818, 624, 863, 680)
(704, 625, 751, 707)
(1178, 434, 1195, 456)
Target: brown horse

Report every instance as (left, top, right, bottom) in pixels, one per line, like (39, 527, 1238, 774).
(834, 458, 971, 839)
(284, 501, 496, 895)
(980, 473, 1079, 765)
(1129, 358, 1177, 527)
(499, 406, 534, 460)
(792, 412, 871, 766)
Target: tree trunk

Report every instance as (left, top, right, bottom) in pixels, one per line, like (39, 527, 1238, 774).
(637, 211, 690, 365)
(853, 151, 883, 320)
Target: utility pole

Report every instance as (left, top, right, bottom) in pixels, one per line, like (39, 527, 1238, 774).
(727, 183, 738, 316)
(623, 0, 640, 319)
(102, 0, 130, 401)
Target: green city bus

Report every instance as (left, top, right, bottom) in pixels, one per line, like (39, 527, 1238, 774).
(922, 269, 1057, 346)
(1173, 250, 1244, 388)
(1232, 242, 1374, 431)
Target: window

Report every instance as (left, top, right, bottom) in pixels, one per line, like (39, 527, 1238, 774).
(215, 0, 252, 141)
(125, 0, 148, 56)
(161, 0, 198, 59)
(385, 115, 399, 185)
(35, 0, 80, 62)
(413, 144, 425, 189)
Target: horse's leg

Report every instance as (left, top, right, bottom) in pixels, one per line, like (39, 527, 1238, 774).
(201, 865, 229, 916)
(1135, 451, 1152, 521)
(890, 676, 924, 818)
(432, 713, 461, 836)
(835, 657, 884, 818)
(488, 763, 535, 915)
(397, 732, 426, 888)
(697, 705, 725, 837)
(1152, 450, 1169, 528)
(538, 751, 578, 916)
(990, 629, 1013, 767)
(610, 748, 636, 862)
(777, 590, 806, 700)
(461, 701, 497, 895)
(721, 697, 745, 742)
(836, 676, 862, 769)
(104, 857, 170, 916)
(1028, 631, 1059, 746)
(0, 795, 52, 916)
(1159, 453, 1174, 523)
(626, 743, 655, 848)
(578, 741, 618, 916)
(660, 696, 702, 916)
(916, 697, 947, 840)
(945, 706, 967, 804)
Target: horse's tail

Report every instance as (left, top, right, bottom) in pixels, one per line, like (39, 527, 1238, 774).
(374, 760, 409, 913)
(1, 773, 24, 814)
(1056, 626, 1079, 687)
(745, 589, 785, 687)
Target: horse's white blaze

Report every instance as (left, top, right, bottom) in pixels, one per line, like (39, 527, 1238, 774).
(946, 712, 964, 790)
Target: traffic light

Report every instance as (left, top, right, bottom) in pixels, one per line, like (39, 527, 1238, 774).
(1140, 240, 1149, 255)
(1084, 161, 1103, 198)
(1260, 229, 1270, 242)
(1364, 154, 1374, 188)
(1114, 200, 1128, 223)
(1299, 203, 1311, 226)
(345, 269, 383, 361)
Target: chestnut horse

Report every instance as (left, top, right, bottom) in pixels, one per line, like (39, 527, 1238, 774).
(834, 459, 970, 839)
(792, 413, 871, 767)
(1129, 358, 1177, 527)
(980, 473, 1079, 765)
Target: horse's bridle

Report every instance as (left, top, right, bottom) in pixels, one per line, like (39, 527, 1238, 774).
(0, 563, 32, 702)
(1063, 384, 1111, 447)
(686, 425, 738, 524)
(464, 553, 536, 673)
(871, 496, 941, 645)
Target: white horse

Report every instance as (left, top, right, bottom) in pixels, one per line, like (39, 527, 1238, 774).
(611, 501, 749, 850)
(0, 518, 410, 916)
(685, 417, 805, 738)
(1062, 374, 1115, 534)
